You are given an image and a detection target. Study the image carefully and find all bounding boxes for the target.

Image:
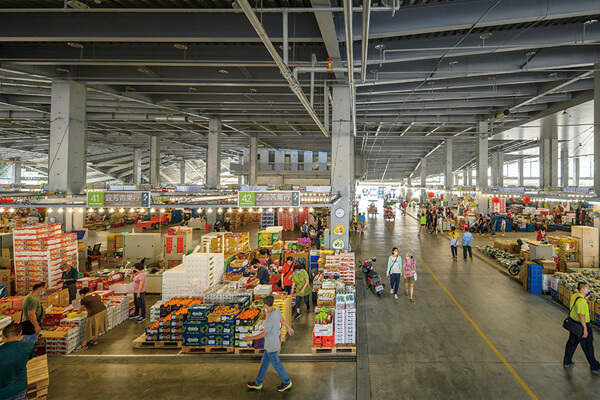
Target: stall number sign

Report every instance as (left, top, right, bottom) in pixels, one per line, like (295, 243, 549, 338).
(238, 191, 300, 207)
(87, 191, 150, 208)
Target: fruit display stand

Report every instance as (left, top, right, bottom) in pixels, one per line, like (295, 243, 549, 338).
(312, 279, 356, 354)
(27, 354, 49, 400)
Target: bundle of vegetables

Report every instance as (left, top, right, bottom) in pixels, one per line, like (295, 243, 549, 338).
(555, 271, 600, 302)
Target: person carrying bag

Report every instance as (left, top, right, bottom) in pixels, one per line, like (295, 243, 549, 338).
(562, 281, 600, 373)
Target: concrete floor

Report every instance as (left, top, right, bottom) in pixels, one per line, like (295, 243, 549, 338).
(46, 211, 600, 399)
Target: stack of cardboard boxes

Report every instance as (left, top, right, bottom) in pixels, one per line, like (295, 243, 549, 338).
(13, 223, 78, 295)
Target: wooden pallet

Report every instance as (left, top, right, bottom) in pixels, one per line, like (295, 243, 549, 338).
(181, 346, 234, 354)
(27, 386, 48, 400)
(234, 347, 265, 355)
(27, 354, 49, 399)
(132, 334, 182, 349)
(311, 345, 356, 354)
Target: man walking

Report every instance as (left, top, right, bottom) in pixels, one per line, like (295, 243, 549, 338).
(462, 230, 473, 260)
(359, 213, 366, 233)
(563, 282, 600, 374)
(0, 323, 35, 400)
(245, 295, 295, 392)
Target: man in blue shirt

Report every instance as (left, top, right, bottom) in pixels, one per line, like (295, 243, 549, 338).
(462, 231, 474, 260)
(0, 323, 35, 400)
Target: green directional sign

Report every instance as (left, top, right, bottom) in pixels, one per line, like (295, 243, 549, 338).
(238, 192, 256, 207)
(237, 191, 300, 207)
(86, 192, 104, 207)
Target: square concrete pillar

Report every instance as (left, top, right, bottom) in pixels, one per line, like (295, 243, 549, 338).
(249, 137, 257, 185)
(206, 117, 222, 188)
(149, 135, 160, 187)
(49, 80, 87, 195)
(133, 148, 142, 185)
(330, 86, 352, 251)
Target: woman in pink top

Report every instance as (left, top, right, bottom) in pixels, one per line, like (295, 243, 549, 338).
(130, 263, 146, 323)
(403, 252, 417, 303)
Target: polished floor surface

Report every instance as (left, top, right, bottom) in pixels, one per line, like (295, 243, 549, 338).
(46, 211, 600, 399)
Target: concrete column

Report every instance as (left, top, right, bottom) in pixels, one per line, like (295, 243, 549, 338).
(304, 151, 313, 172)
(540, 117, 559, 187)
(420, 157, 427, 204)
(249, 137, 257, 185)
(206, 117, 222, 189)
(490, 151, 504, 187)
(132, 148, 142, 185)
(518, 158, 524, 187)
(274, 150, 284, 171)
(11, 158, 21, 185)
(476, 121, 489, 214)
(407, 176, 412, 186)
(48, 80, 87, 195)
(561, 146, 569, 187)
(462, 170, 467, 187)
(476, 121, 489, 191)
(330, 86, 352, 251)
(260, 149, 269, 172)
(467, 168, 473, 186)
(594, 63, 600, 196)
(318, 152, 328, 172)
(290, 150, 299, 171)
(206, 209, 216, 227)
(575, 157, 580, 187)
(149, 135, 160, 187)
(444, 139, 453, 190)
(179, 160, 186, 184)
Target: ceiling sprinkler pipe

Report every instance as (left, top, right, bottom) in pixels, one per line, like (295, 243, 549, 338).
(361, 0, 371, 83)
(292, 66, 360, 81)
(490, 109, 510, 122)
(153, 115, 189, 123)
(343, 0, 357, 136)
(235, 0, 329, 138)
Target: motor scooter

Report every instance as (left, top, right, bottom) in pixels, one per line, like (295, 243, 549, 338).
(359, 257, 385, 296)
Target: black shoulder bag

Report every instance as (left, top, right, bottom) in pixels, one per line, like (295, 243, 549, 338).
(563, 296, 585, 337)
(20, 312, 36, 336)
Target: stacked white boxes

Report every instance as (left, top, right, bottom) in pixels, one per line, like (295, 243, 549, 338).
(334, 290, 356, 345)
(162, 252, 225, 301)
(339, 253, 356, 285)
(203, 284, 253, 305)
(60, 315, 87, 349)
(46, 328, 80, 355)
